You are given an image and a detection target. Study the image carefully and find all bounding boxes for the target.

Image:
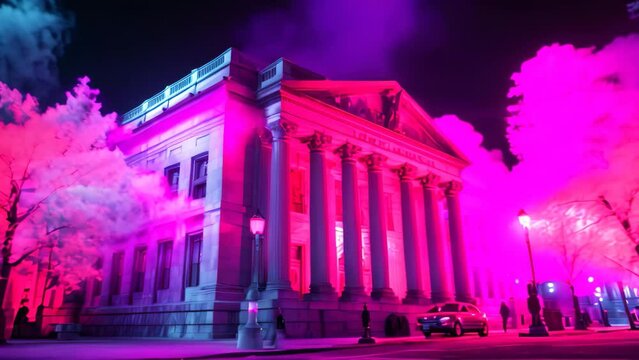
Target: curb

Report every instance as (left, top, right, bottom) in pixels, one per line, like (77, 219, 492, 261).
(179, 329, 634, 359)
(180, 338, 425, 359)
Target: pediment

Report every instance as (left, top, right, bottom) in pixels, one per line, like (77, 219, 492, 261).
(282, 80, 468, 164)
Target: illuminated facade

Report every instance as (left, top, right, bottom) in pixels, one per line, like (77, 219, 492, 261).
(81, 49, 476, 338)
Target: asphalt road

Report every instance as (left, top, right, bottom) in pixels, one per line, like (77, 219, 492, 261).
(246, 331, 639, 359)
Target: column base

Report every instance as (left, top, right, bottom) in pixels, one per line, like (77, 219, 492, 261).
(304, 283, 338, 301)
(340, 287, 369, 303)
(403, 290, 430, 305)
(371, 288, 399, 303)
(262, 284, 298, 300)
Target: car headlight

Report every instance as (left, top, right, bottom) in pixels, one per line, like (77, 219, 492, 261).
(439, 316, 451, 323)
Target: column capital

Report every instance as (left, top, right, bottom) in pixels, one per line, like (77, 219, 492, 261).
(419, 173, 441, 189)
(392, 163, 416, 181)
(301, 131, 332, 151)
(267, 120, 297, 141)
(443, 180, 463, 196)
(257, 128, 273, 145)
(335, 143, 361, 160)
(361, 153, 387, 171)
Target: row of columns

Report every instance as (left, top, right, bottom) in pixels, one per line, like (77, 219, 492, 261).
(264, 120, 472, 304)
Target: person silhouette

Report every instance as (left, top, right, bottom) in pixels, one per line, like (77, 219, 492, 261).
(499, 301, 511, 332)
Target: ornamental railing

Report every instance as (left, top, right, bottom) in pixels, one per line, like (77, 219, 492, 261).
(119, 48, 233, 125)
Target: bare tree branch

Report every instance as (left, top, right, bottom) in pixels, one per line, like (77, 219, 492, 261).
(8, 244, 47, 267)
(604, 256, 639, 278)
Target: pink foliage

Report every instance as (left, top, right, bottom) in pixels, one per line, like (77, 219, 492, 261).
(435, 35, 639, 291)
(0, 78, 167, 291)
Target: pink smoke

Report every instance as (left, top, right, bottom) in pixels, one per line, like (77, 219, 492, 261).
(436, 34, 639, 294)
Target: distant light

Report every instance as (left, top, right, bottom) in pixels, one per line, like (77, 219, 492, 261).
(595, 286, 601, 293)
(587, 276, 594, 283)
(547, 282, 554, 288)
(518, 209, 531, 229)
(548, 288, 555, 293)
(515, 278, 520, 284)
(599, 297, 604, 302)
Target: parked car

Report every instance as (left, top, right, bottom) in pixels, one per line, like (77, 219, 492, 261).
(417, 302, 489, 338)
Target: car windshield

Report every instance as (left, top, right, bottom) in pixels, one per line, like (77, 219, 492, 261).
(427, 304, 459, 313)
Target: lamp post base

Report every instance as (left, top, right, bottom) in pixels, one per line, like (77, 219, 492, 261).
(237, 324, 263, 349)
(518, 325, 549, 337)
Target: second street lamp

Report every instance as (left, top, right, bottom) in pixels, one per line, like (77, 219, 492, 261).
(517, 209, 549, 337)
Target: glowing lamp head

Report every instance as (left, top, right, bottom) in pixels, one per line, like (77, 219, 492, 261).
(248, 301, 258, 314)
(515, 278, 520, 284)
(249, 210, 266, 235)
(587, 276, 594, 283)
(518, 209, 531, 229)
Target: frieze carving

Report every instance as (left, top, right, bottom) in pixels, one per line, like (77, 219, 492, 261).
(361, 153, 387, 170)
(392, 163, 416, 181)
(267, 120, 297, 140)
(419, 173, 441, 189)
(301, 131, 332, 151)
(333, 89, 402, 131)
(442, 180, 463, 196)
(335, 143, 362, 160)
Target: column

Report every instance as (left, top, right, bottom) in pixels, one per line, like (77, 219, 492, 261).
(302, 131, 337, 300)
(394, 164, 428, 305)
(364, 153, 397, 303)
(420, 173, 453, 303)
(335, 143, 368, 302)
(444, 181, 473, 303)
(264, 120, 296, 298)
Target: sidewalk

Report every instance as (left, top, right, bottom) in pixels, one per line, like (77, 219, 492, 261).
(1, 326, 631, 360)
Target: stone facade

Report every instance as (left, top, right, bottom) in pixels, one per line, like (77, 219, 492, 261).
(80, 48, 476, 339)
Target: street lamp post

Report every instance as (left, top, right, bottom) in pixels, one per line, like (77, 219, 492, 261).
(237, 211, 266, 349)
(518, 209, 549, 337)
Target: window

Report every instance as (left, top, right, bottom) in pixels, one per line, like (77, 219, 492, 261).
(131, 247, 147, 293)
(164, 164, 180, 194)
(157, 241, 173, 290)
(110, 252, 124, 296)
(186, 233, 203, 287)
(190, 153, 208, 199)
(291, 169, 305, 213)
(385, 193, 394, 231)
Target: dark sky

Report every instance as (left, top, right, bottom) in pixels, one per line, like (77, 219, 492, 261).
(57, 0, 638, 166)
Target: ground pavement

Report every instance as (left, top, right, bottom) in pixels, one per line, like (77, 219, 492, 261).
(0, 326, 633, 359)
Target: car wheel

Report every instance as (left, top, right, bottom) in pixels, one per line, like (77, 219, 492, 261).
(423, 332, 431, 338)
(452, 322, 463, 337)
(478, 323, 489, 337)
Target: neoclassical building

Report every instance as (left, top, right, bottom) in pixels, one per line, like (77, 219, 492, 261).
(81, 49, 475, 338)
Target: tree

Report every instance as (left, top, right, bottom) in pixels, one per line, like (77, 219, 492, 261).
(0, 78, 166, 343)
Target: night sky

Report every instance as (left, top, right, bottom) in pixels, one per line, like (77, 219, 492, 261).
(51, 1, 639, 165)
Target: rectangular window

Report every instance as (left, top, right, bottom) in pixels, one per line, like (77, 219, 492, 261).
(164, 164, 180, 194)
(110, 252, 124, 296)
(385, 193, 394, 231)
(186, 233, 203, 287)
(291, 169, 305, 213)
(131, 247, 147, 293)
(190, 153, 208, 199)
(157, 241, 173, 290)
